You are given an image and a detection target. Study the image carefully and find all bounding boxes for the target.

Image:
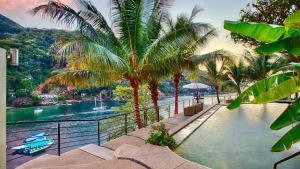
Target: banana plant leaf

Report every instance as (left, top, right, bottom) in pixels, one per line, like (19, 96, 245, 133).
(271, 123, 300, 152)
(224, 21, 285, 43)
(256, 36, 300, 56)
(227, 72, 298, 109)
(283, 28, 300, 38)
(284, 9, 300, 29)
(252, 75, 300, 104)
(271, 98, 300, 130)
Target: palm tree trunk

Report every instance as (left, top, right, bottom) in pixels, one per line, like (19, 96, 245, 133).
(148, 80, 160, 122)
(173, 72, 181, 115)
(237, 84, 241, 95)
(130, 79, 143, 129)
(215, 84, 220, 103)
(237, 88, 241, 95)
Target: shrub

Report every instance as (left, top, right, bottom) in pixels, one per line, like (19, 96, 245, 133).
(29, 94, 42, 105)
(58, 94, 68, 101)
(145, 123, 177, 150)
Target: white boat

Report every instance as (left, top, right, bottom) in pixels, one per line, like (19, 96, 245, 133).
(25, 132, 45, 142)
(34, 108, 43, 113)
(93, 93, 107, 111)
(93, 106, 107, 111)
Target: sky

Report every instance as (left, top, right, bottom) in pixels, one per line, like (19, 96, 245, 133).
(0, 0, 252, 55)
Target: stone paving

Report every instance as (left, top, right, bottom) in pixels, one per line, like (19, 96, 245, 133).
(114, 144, 210, 169)
(17, 104, 217, 169)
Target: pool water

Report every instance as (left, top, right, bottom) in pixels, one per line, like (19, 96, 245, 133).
(176, 103, 300, 169)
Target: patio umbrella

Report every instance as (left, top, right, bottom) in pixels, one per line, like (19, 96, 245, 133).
(183, 83, 210, 103)
(183, 83, 210, 89)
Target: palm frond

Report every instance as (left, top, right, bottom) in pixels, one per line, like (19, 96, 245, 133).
(38, 69, 121, 90)
(54, 37, 128, 70)
(190, 49, 234, 65)
(189, 5, 203, 22)
(31, 0, 99, 42)
(141, 28, 195, 66)
(76, 0, 114, 35)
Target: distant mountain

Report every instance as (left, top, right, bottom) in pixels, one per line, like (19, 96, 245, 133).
(0, 14, 24, 38)
(0, 14, 73, 106)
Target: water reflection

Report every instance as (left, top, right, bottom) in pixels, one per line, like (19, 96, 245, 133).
(176, 103, 300, 169)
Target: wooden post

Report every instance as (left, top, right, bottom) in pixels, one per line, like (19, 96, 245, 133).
(0, 48, 6, 169)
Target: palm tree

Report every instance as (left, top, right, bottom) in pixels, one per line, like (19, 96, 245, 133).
(244, 51, 287, 81)
(219, 52, 286, 96)
(33, 0, 198, 128)
(190, 50, 233, 103)
(222, 61, 247, 95)
(163, 6, 216, 115)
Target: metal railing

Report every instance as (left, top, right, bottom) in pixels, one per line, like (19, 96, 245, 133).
(6, 97, 196, 169)
(6, 95, 236, 168)
(273, 151, 300, 169)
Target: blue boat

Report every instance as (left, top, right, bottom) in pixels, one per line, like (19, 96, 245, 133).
(12, 132, 54, 155)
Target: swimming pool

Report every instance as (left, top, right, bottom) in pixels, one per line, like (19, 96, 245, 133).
(176, 103, 300, 169)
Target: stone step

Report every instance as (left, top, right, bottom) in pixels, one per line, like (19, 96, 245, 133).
(16, 154, 92, 169)
(79, 144, 114, 160)
(33, 159, 147, 169)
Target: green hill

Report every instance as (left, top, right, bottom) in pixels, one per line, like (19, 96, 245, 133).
(0, 14, 23, 38)
(0, 14, 72, 106)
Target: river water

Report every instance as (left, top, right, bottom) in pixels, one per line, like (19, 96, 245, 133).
(6, 95, 232, 123)
(6, 101, 123, 123)
(6, 96, 198, 123)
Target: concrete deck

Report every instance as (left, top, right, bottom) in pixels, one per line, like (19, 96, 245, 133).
(115, 144, 210, 169)
(17, 104, 217, 169)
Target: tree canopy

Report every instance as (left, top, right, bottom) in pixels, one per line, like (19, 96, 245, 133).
(231, 0, 300, 46)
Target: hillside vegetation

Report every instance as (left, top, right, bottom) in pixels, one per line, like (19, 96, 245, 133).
(0, 14, 72, 106)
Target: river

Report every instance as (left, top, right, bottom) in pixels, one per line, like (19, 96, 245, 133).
(6, 96, 200, 123)
(6, 101, 123, 123)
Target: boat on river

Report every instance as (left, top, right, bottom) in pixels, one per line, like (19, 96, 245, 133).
(93, 92, 107, 111)
(12, 132, 54, 155)
(33, 108, 43, 113)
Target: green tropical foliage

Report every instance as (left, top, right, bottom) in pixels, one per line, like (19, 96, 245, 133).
(113, 85, 161, 123)
(144, 5, 215, 120)
(225, 8, 300, 152)
(0, 14, 72, 105)
(189, 50, 233, 103)
(230, 0, 300, 46)
(224, 8, 300, 56)
(112, 85, 155, 119)
(244, 52, 287, 81)
(222, 61, 247, 94)
(145, 123, 177, 150)
(227, 72, 298, 109)
(160, 6, 216, 115)
(103, 85, 163, 139)
(33, 0, 203, 128)
(225, 21, 285, 43)
(0, 14, 23, 38)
